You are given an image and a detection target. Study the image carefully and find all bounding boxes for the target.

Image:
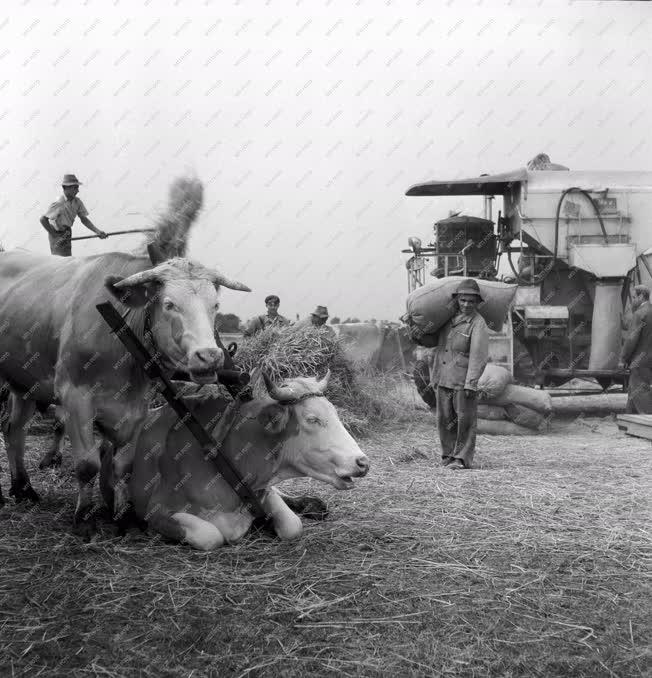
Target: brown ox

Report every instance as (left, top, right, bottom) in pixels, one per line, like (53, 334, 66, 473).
(102, 371, 369, 550)
(0, 250, 249, 536)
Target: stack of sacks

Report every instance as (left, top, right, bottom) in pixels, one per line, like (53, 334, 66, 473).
(476, 364, 553, 434)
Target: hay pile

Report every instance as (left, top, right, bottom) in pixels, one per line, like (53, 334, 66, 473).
(136, 175, 204, 260)
(235, 324, 416, 435)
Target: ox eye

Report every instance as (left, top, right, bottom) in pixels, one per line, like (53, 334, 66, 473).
(306, 415, 322, 425)
(163, 299, 178, 312)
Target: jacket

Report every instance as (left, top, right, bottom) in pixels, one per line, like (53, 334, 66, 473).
(429, 311, 489, 391)
(243, 313, 291, 337)
(621, 301, 652, 369)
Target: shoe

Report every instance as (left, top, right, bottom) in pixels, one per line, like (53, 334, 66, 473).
(447, 459, 465, 470)
(442, 456, 453, 466)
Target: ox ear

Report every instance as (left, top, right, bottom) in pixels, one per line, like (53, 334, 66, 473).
(258, 403, 290, 435)
(105, 275, 155, 308)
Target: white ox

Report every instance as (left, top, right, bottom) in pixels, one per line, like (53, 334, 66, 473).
(0, 249, 249, 537)
(112, 372, 370, 550)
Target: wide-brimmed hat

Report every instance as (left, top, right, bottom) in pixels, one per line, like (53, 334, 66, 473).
(452, 278, 483, 301)
(311, 305, 329, 319)
(264, 294, 280, 304)
(61, 174, 82, 186)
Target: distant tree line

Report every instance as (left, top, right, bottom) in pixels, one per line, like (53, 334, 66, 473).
(215, 313, 385, 333)
(215, 313, 242, 333)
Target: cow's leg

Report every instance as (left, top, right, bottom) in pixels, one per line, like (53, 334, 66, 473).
(263, 487, 303, 540)
(98, 437, 115, 510)
(274, 489, 329, 520)
(207, 509, 254, 544)
(171, 512, 225, 551)
(38, 406, 66, 469)
(3, 394, 39, 503)
(62, 389, 102, 537)
(112, 434, 144, 533)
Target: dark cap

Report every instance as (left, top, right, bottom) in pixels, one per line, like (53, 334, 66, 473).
(264, 295, 280, 304)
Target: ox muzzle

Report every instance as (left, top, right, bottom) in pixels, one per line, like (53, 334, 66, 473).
(187, 347, 225, 383)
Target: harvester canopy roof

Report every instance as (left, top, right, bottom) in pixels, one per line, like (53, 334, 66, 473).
(405, 168, 528, 196)
(406, 168, 652, 197)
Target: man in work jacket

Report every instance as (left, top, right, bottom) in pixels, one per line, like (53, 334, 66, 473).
(243, 294, 291, 337)
(620, 284, 652, 414)
(430, 278, 489, 470)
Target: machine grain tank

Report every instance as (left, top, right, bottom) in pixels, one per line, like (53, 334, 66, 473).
(403, 161, 652, 390)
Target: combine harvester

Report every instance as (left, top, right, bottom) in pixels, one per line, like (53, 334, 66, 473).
(403, 156, 652, 403)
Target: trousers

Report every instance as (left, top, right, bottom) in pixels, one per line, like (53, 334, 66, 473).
(626, 366, 652, 414)
(47, 228, 72, 256)
(436, 386, 478, 468)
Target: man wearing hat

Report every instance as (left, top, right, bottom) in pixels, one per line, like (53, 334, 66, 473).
(620, 284, 652, 413)
(243, 295, 291, 337)
(429, 278, 489, 470)
(293, 305, 335, 334)
(40, 174, 107, 256)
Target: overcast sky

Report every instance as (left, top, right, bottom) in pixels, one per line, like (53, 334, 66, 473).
(1, 0, 649, 322)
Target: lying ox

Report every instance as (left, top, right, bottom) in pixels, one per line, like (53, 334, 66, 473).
(102, 371, 369, 550)
(0, 177, 251, 536)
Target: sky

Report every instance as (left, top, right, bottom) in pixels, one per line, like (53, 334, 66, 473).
(1, 0, 650, 323)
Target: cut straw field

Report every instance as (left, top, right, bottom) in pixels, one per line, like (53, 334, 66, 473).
(0, 392, 649, 677)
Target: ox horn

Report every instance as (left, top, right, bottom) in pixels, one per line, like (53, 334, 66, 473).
(316, 369, 331, 392)
(112, 269, 161, 288)
(262, 372, 297, 402)
(210, 271, 251, 292)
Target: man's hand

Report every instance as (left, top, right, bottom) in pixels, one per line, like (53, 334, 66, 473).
(97, 230, 108, 239)
(464, 389, 475, 398)
(618, 360, 628, 370)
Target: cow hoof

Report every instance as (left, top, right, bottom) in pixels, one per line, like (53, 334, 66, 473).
(39, 453, 63, 470)
(289, 496, 329, 521)
(72, 517, 97, 541)
(114, 506, 144, 536)
(9, 483, 41, 504)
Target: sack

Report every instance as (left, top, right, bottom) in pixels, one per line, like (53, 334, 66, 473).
(485, 384, 553, 414)
(405, 277, 518, 336)
(405, 323, 439, 348)
(504, 403, 548, 430)
(477, 418, 538, 436)
(477, 404, 508, 420)
(477, 363, 512, 399)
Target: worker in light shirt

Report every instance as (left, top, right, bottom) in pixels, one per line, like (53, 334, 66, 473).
(40, 174, 107, 256)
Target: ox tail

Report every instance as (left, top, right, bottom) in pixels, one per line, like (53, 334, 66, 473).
(138, 175, 204, 261)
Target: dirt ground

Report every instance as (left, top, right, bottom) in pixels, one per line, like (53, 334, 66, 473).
(0, 407, 650, 677)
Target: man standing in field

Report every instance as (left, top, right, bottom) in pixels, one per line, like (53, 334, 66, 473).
(620, 284, 652, 414)
(243, 294, 291, 337)
(40, 174, 107, 256)
(430, 279, 489, 470)
(293, 306, 335, 335)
